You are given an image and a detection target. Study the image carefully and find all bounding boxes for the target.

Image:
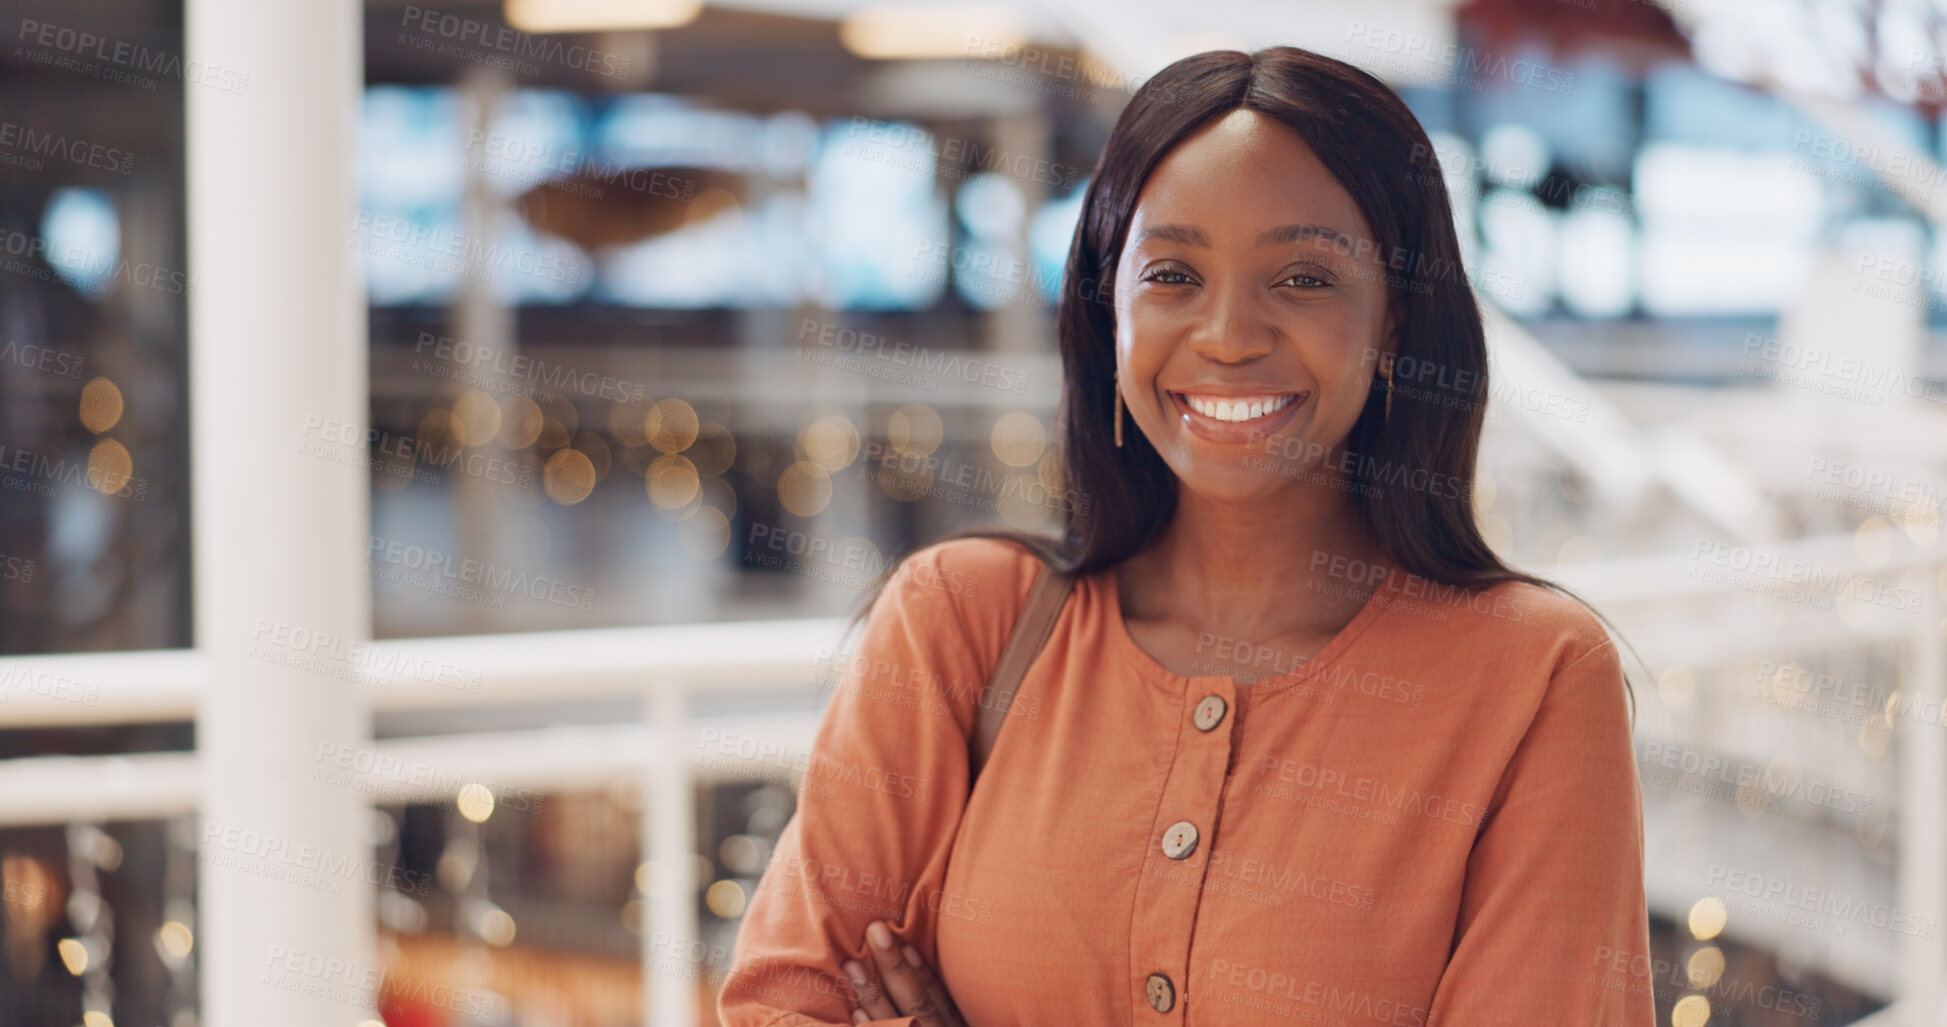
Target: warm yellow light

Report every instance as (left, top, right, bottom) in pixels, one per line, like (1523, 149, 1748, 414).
(81, 1012, 112, 1027)
(1685, 946, 1724, 988)
(457, 783, 497, 823)
(840, 4, 1028, 60)
(990, 411, 1045, 467)
(543, 448, 597, 504)
(497, 395, 544, 449)
(78, 377, 124, 433)
(156, 921, 194, 960)
(777, 461, 833, 517)
(647, 454, 701, 509)
(1687, 896, 1726, 940)
(1671, 994, 1711, 1027)
(451, 390, 502, 446)
(889, 404, 943, 457)
(87, 439, 133, 495)
(505, 0, 701, 33)
(477, 907, 517, 946)
(646, 399, 700, 453)
(705, 879, 748, 918)
(800, 416, 860, 472)
(58, 938, 88, 975)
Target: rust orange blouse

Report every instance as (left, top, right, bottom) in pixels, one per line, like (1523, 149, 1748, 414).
(717, 537, 1654, 1026)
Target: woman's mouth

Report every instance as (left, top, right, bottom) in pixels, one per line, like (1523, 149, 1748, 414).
(1167, 390, 1309, 444)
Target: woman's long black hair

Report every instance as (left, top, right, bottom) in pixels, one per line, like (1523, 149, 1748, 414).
(845, 45, 1643, 716)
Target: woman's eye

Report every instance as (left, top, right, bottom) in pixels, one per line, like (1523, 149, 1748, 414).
(1281, 272, 1330, 289)
(1146, 270, 1194, 285)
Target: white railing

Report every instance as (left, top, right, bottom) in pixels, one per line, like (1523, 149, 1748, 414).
(5, 531, 1942, 1024)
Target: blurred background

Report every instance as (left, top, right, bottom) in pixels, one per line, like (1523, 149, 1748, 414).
(1, 0, 1945, 1024)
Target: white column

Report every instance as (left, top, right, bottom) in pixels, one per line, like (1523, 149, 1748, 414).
(643, 682, 699, 1026)
(187, 1, 373, 1024)
(1901, 567, 1946, 1024)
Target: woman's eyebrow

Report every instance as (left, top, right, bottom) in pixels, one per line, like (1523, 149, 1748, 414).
(1134, 222, 1356, 250)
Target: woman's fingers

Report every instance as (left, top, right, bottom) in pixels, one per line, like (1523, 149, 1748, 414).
(862, 920, 961, 1026)
(843, 957, 898, 1020)
(899, 942, 961, 1024)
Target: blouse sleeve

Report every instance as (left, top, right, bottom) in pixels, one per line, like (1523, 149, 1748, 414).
(1425, 636, 1657, 1025)
(716, 540, 1024, 1027)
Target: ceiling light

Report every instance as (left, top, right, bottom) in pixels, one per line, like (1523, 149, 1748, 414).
(505, 0, 702, 34)
(840, 4, 1030, 60)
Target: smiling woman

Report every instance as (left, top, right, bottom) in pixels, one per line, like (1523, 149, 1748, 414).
(718, 44, 1653, 1027)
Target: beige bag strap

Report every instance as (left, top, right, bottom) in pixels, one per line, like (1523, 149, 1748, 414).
(969, 557, 1075, 786)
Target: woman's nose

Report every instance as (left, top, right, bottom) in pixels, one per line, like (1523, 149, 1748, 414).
(1185, 278, 1278, 363)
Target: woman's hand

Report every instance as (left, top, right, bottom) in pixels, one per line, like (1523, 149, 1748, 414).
(843, 920, 966, 1026)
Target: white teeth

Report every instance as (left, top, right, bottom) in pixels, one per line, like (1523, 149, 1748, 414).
(1182, 393, 1297, 423)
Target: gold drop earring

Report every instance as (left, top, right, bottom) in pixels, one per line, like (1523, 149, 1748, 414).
(1113, 371, 1125, 448)
(1381, 354, 1395, 424)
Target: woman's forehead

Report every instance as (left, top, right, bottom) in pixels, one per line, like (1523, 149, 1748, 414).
(1126, 112, 1373, 253)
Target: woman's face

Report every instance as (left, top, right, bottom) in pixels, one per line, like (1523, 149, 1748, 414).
(1111, 108, 1395, 503)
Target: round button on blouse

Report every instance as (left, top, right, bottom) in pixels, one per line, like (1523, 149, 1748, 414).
(1160, 820, 1199, 860)
(1145, 972, 1175, 1013)
(1192, 694, 1227, 731)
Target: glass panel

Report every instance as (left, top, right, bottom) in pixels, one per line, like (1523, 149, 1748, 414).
(0, 0, 192, 657)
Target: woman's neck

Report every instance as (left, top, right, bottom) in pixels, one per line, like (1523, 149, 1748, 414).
(1119, 479, 1394, 643)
